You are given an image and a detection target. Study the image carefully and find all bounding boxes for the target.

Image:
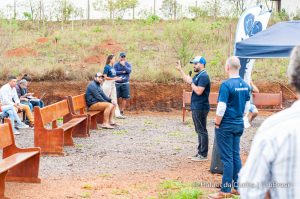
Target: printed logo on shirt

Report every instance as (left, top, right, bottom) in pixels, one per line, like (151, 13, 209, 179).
(235, 87, 249, 91)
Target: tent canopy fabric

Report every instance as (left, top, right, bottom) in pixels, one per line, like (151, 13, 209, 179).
(235, 21, 300, 58)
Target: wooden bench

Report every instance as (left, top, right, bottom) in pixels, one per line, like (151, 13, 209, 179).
(67, 94, 104, 130)
(182, 90, 283, 123)
(253, 91, 283, 111)
(0, 119, 41, 198)
(34, 99, 89, 155)
(182, 90, 218, 123)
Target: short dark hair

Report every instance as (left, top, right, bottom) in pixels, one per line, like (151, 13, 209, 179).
(7, 76, 17, 81)
(105, 54, 115, 65)
(288, 45, 300, 93)
(22, 74, 32, 82)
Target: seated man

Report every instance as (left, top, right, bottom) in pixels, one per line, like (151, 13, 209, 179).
(17, 75, 44, 110)
(244, 81, 259, 128)
(0, 76, 34, 127)
(85, 72, 117, 129)
(0, 101, 29, 135)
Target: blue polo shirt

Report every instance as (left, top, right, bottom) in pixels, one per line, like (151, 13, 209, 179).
(191, 70, 210, 111)
(103, 64, 116, 78)
(218, 77, 250, 125)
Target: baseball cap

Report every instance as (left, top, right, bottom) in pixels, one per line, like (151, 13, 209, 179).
(119, 52, 126, 58)
(190, 56, 206, 65)
(95, 72, 104, 78)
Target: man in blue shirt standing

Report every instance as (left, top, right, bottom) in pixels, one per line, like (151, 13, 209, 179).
(176, 56, 210, 161)
(114, 52, 132, 117)
(208, 56, 250, 199)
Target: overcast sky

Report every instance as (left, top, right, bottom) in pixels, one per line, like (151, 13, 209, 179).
(0, 0, 206, 19)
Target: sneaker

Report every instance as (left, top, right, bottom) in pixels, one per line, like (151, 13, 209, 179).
(188, 154, 198, 159)
(14, 130, 21, 135)
(29, 123, 34, 129)
(191, 154, 208, 162)
(116, 115, 126, 119)
(243, 116, 251, 129)
(16, 122, 29, 129)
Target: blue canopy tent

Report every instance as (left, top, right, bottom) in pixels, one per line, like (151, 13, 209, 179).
(235, 20, 300, 78)
(235, 21, 300, 59)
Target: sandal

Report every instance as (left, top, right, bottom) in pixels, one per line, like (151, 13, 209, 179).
(100, 124, 115, 129)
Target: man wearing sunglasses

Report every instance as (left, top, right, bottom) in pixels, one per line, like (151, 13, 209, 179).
(176, 56, 211, 161)
(114, 52, 132, 118)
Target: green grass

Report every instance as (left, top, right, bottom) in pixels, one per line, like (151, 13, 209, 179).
(81, 184, 94, 190)
(0, 18, 290, 83)
(112, 129, 128, 135)
(111, 188, 130, 195)
(157, 180, 203, 199)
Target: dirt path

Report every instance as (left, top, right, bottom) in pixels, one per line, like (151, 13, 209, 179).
(7, 112, 266, 198)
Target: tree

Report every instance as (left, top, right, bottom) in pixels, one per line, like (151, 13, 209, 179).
(160, 0, 181, 20)
(227, 0, 246, 16)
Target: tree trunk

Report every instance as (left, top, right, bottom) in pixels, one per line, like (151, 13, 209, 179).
(14, 0, 17, 19)
(87, 0, 90, 20)
(154, 0, 156, 15)
(132, 7, 135, 20)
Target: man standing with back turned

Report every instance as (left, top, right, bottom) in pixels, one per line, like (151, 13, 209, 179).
(209, 56, 250, 198)
(176, 56, 211, 161)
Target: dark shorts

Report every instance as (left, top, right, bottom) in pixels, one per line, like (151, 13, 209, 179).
(116, 83, 130, 99)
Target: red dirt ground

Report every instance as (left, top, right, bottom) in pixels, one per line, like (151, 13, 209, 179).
(6, 154, 248, 199)
(37, 37, 49, 43)
(84, 39, 123, 64)
(5, 47, 38, 57)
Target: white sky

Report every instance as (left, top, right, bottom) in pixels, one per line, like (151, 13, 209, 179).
(0, 0, 205, 19)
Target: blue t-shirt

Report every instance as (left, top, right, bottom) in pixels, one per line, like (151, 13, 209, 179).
(103, 64, 116, 78)
(218, 77, 250, 125)
(191, 70, 210, 111)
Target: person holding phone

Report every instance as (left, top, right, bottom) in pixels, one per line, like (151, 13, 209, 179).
(176, 56, 211, 161)
(114, 52, 132, 117)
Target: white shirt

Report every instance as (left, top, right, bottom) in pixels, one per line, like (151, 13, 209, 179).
(239, 100, 300, 199)
(0, 83, 20, 106)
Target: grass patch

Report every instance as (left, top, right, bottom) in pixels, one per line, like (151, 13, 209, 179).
(112, 129, 128, 135)
(111, 188, 130, 195)
(157, 180, 203, 199)
(75, 144, 83, 148)
(160, 180, 184, 190)
(80, 192, 91, 198)
(98, 173, 112, 178)
(167, 130, 184, 138)
(81, 184, 94, 190)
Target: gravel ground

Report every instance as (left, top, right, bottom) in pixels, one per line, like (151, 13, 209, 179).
(11, 112, 266, 179)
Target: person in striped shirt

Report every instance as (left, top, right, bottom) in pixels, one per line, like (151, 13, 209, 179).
(239, 45, 300, 199)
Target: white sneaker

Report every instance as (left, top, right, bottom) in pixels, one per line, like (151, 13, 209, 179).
(16, 122, 29, 129)
(243, 116, 251, 129)
(116, 115, 126, 119)
(14, 130, 20, 135)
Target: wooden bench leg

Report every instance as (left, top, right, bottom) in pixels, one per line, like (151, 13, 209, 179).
(64, 129, 74, 146)
(96, 112, 104, 124)
(90, 116, 98, 130)
(35, 128, 64, 156)
(6, 154, 41, 183)
(72, 120, 89, 138)
(0, 171, 8, 199)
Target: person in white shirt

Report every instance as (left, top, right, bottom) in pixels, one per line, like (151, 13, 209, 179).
(0, 76, 34, 127)
(239, 45, 300, 199)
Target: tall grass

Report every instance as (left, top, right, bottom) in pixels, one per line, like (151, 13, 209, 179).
(0, 18, 290, 83)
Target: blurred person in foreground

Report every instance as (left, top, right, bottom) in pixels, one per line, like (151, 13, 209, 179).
(239, 45, 300, 199)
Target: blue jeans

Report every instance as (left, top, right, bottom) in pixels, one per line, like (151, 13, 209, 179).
(215, 124, 244, 193)
(1, 105, 22, 132)
(30, 99, 44, 108)
(192, 109, 209, 157)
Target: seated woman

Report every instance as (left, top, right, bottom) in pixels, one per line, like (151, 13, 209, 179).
(0, 102, 29, 135)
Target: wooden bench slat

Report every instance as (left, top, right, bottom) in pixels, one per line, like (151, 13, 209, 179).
(60, 118, 86, 131)
(67, 94, 103, 130)
(0, 151, 39, 174)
